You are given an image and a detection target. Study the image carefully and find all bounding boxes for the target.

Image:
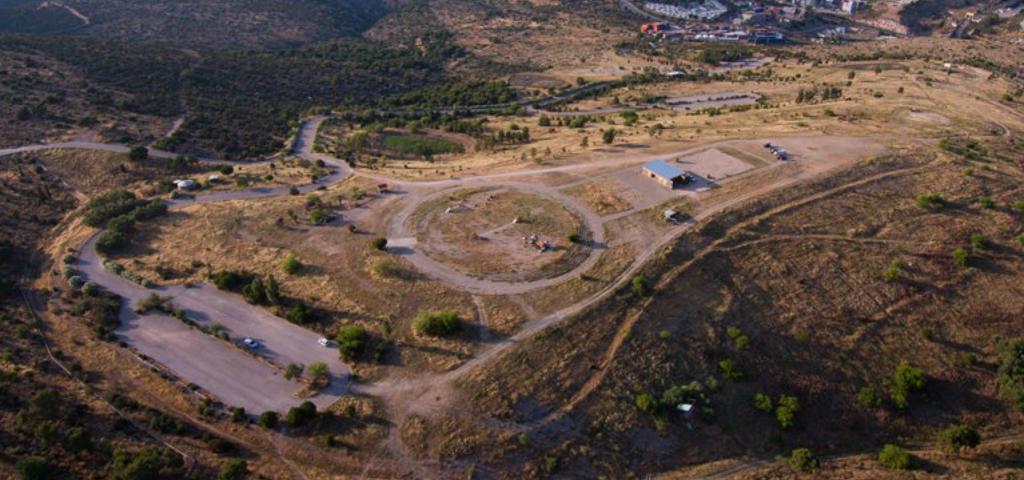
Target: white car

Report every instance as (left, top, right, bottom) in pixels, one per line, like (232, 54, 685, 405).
(242, 338, 260, 349)
(318, 337, 330, 347)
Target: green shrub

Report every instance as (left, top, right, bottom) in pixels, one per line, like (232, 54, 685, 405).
(718, 359, 742, 382)
(413, 311, 461, 337)
(1013, 201, 1024, 213)
(878, 444, 913, 470)
(287, 302, 312, 324)
(635, 392, 657, 413)
(952, 247, 969, 267)
(68, 275, 85, 288)
(284, 363, 303, 380)
(568, 232, 581, 243)
(307, 361, 329, 385)
(969, 233, 988, 250)
(281, 253, 303, 275)
(978, 197, 995, 209)
(241, 278, 265, 304)
(219, 165, 235, 175)
(128, 146, 149, 162)
(753, 392, 772, 412)
(134, 293, 172, 314)
(915, 193, 945, 209)
(939, 137, 987, 160)
(82, 282, 99, 296)
(258, 411, 278, 429)
(336, 325, 368, 360)
(883, 258, 903, 282)
(775, 395, 800, 430)
(890, 362, 926, 410)
(218, 459, 249, 480)
(785, 448, 818, 472)
(631, 274, 649, 297)
(857, 387, 881, 408)
(286, 401, 317, 428)
(936, 424, 980, 454)
(372, 237, 388, 251)
(210, 270, 250, 291)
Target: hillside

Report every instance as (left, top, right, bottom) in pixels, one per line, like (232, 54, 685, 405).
(452, 139, 1024, 476)
(0, 34, 456, 158)
(0, 0, 388, 49)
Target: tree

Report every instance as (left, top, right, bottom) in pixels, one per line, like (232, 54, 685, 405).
(241, 278, 265, 304)
(413, 311, 462, 337)
(110, 447, 166, 480)
(775, 395, 800, 429)
(281, 253, 303, 275)
(16, 457, 53, 480)
(286, 302, 311, 324)
(372, 237, 388, 251)
(218, 459, 249, 480)
(128, 146, 149, 162)
(936, 425, 980, 455)
(785, 448, 818, 472)
(602, 128, 617, 144)
(878, 444, 913, 470)
(258, 411, 279, 429)
(996, 339, 1024, 411)
(753, 392, 772, 412)
(336, 325, 369, 361)
(286, 401, 317, 428)
(264, 275, 281, 305)
(891, 362, 926, 410)
(219, 165, 235, 175)
(538, 115, 551, 127)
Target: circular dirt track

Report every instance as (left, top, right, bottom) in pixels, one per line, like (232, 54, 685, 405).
(413, 186, 588, 282)
(387, 182, 606, 295)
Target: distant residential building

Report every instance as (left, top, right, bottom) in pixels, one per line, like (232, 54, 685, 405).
(644, 0, 728, 20)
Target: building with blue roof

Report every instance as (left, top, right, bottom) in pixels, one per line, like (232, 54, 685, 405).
(642, 159, 690, 188)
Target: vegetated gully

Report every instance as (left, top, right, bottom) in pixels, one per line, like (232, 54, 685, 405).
(12, 116, 866, 425)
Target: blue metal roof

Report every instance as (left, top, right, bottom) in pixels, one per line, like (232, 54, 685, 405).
(643, 159, 683, 180)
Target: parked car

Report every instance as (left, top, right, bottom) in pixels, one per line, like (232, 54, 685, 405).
(242, 338, 260, 349)
(318, 337, 330, 347)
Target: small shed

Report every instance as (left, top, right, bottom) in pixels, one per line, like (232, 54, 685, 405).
(642, 160, 688, 189)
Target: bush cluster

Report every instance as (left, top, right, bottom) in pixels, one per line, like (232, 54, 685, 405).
(412, 311, 461, 337)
